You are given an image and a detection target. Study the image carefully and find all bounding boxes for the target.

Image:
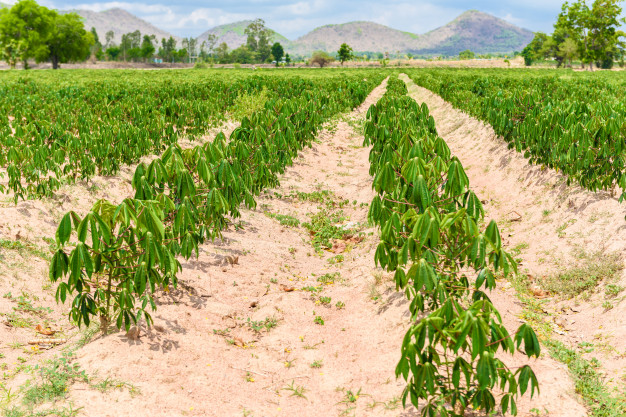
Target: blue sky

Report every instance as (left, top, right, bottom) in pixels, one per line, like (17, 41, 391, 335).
(13, 0, 568, 38)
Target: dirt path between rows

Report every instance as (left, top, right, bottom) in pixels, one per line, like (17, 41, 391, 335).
(401, 73, 626, 416)
(58, 77, 425, 417)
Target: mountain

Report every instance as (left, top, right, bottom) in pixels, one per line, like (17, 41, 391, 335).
(44, 6, 533, 56)
(289, 21, 418, 55)
(411, 10, 534, 55)
(201, 12, 533, 56)
(71, 8, 179, 45)
(196, 20, 290, 50)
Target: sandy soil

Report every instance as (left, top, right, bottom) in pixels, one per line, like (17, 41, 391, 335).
(402, 74, 626, 412)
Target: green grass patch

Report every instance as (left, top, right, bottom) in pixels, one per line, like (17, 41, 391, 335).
(539, 250, 622, 297)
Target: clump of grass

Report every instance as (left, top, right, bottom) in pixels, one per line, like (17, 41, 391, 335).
(303, 209, 349, 250)
(22, 352, 89, 407)
(540, 250, 622, 297)
(264, 212, 300, 227)
(229, 87, 270, 120)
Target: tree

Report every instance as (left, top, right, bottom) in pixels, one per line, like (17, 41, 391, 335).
(230, 45, 255, 64)
(521, 32, 549, 65)
(285, 53, 291, 66)
(245, 19, 271, 62)
(558, 37, 579, 66)
(310, 51, 334, 67)
(105, 30, 115, 49)
(141, 35, 155, 62)
(213, 42, 229, 63)
(159, 36, 177, 62)
(106, 46, 121, 61)
(0, 0, 55, 69)
(46, 13, 94, 69)
(551, 0, 625, 70)
(90, 27, 102, 60)
(337, 43, 353, 65)
(205, 33, 217, 55)
(271, 42, 284, 65)
(182, 37, 197, 62)
(459, 49, 475, 60)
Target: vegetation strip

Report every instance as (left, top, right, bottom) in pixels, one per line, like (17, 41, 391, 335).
(407, 68, 626, 204)
(48, 72, 385, 331)
(364, 76, 540, 416)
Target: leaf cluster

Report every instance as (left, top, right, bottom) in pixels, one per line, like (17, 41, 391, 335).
(365, 76, 540, 416)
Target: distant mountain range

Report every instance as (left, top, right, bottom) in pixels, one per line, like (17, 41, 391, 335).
(71, 8, 179, 45)
(2, 3, 534, 56)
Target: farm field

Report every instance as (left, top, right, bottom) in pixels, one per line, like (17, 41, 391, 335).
(0, 67, 625, 417)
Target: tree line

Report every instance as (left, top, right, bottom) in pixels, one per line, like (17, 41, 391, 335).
(0, 0, 360, 69)
(521, 0, 625, 69)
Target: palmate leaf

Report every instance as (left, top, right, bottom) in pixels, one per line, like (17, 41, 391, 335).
(55, 212, 73, 245)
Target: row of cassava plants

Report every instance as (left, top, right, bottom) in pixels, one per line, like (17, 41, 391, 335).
(407, 69, 626, 202)
(0, 70, 375, 201)
(49, 72, 385, 331)
(364, 76, 540, 416)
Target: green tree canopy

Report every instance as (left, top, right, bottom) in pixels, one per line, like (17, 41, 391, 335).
(459, 49, 475, 60)
(245, 19, 271, 62)
(141, 34, 156, 61)
(47, 12, 94, 69)
(337, 43, 353, 65)
(271, 42, 284, 65)
(0, 0, 55, 68)
(525, 0, 626, 69)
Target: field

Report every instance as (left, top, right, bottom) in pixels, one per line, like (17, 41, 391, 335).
(0, 67, 625, 417)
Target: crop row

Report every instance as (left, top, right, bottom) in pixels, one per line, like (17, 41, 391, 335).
(49, 71, 385, 331)
(364, 76, 540, 416)
(407, 69, 626, 201)
(0, 70, 375, 201)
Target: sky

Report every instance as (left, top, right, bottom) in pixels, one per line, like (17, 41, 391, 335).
(9, 0, 569, 38)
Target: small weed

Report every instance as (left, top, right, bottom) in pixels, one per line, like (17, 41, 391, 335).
(212, 328, 230, 337)
(319, 296, 331, 305)
(335, 301, 345, 309)
(605, 284, 624, 298)
(338, 388, 365, 405)
(556, 219, 577, 237)
(602, 301, 614, 311)
(247, 317, 278, 333)
(310, 360, 323, 368)
(282, 381, 307, 399)
(317, 272, 340, 285)
(264, 212, 300, 227)
(314, 316, 324, 325)
(327, 254, 344, 265)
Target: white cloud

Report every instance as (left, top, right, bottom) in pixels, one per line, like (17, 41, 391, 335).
(71, 1, 170, 13)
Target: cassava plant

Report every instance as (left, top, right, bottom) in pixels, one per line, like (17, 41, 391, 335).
(364, 77, 540, 416)
(408, 69, 626, 204)
(50, 198, 180, 331)
(48, 72, 387, 333)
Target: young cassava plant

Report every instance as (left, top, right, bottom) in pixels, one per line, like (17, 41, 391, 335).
(364, 77, 540, 416)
